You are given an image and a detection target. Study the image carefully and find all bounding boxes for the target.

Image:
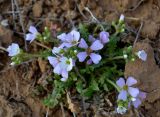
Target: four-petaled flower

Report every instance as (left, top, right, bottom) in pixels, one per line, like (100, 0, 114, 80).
(77, 38, 103, 64)
(48, 55, 73, 81)
(57, 30, 80, 48)
(26, 26, 39, 43)
(137, 50, 147, 61)
(116, 77, 139, 101)
(99, 31, 109, 44)
(7, 43, 20, 56)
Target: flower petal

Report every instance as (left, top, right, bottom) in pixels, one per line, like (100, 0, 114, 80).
(61, 69, 68, 78)
(88, 35, 96, 42)
(87, 59, 92, 65)
(139, 91, 147, 100)
(132, 98, 141, 108)
(126, 77, 137, 86)
(137, 50, 147, 61)
(29, 26, 38, 34)
(77, 52, 87, 62)
(128, 87, 139, 97)
(48, 56, 58, 67)
(90, 40, 103, 50)
(57, 33, 67, 41)
(25, 33, 36, 42)
(63, 43, 72, 48)
(119, 14, 125, 21)
(66, 58, 73, 71)
(65, 33, 73, 42)
(90, 53, 101, 64)
(70, 30, 80, 42)
(53, 64, 61, 75)
(118, 90, 127, 101)
(99, 31, 109, 44)
(116, 78, 125, 88)
(52, 47, 61, 54)
(61, 77, 68, 82)
(78, 38, 88, 49)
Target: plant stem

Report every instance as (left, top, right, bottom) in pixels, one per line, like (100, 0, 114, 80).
(34, 41, 51, 50)
(106, 79, 120, 92)
(23, 53, 46, 59)
(108, 56, 124, 61)
(0, 46, 7, 52)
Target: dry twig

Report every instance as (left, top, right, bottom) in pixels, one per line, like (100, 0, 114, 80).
(0, 46, 7, 52)
(45, 107, 49, 117)
(33, 41, 51, 50)
(128, 0, 144, 11)
(133, 21, 143, 46)
(14, 0, 28, 51)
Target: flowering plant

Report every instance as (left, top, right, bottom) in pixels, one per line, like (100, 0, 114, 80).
(6, 15, 147, 114)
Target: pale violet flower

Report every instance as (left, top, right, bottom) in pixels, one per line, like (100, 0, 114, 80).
(48, 56, 73, 81)
(57, 30, 80, 48)
(54, 57, 73, 81)
(26, 26, 39, 43)
(7, 43, 20, 56)
(137, 50, 147, 61)
(48, 56, 60, 68)
(119, 14, 125, 22)
(116, 106, 127, 114)
(77, 38, 103, 64)
(116, 77, 139, 101)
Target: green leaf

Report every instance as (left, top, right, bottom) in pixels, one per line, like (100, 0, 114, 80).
(76, 80, 83, 94)
(91, 80, 99, 91)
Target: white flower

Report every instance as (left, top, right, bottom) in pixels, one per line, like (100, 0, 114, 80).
(7, 43, 20, 56)
(137, 50, 147, 61)
(116, 106, 127, 114)
(119, 14, 125, 21)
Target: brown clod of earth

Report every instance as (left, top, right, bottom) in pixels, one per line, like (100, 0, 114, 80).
(141, 20, 160, 39)
(32, 1, 43, 17)
(0, 25, 12, 46)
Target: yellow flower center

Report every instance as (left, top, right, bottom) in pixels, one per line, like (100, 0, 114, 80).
(123, 85, 128, 90)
